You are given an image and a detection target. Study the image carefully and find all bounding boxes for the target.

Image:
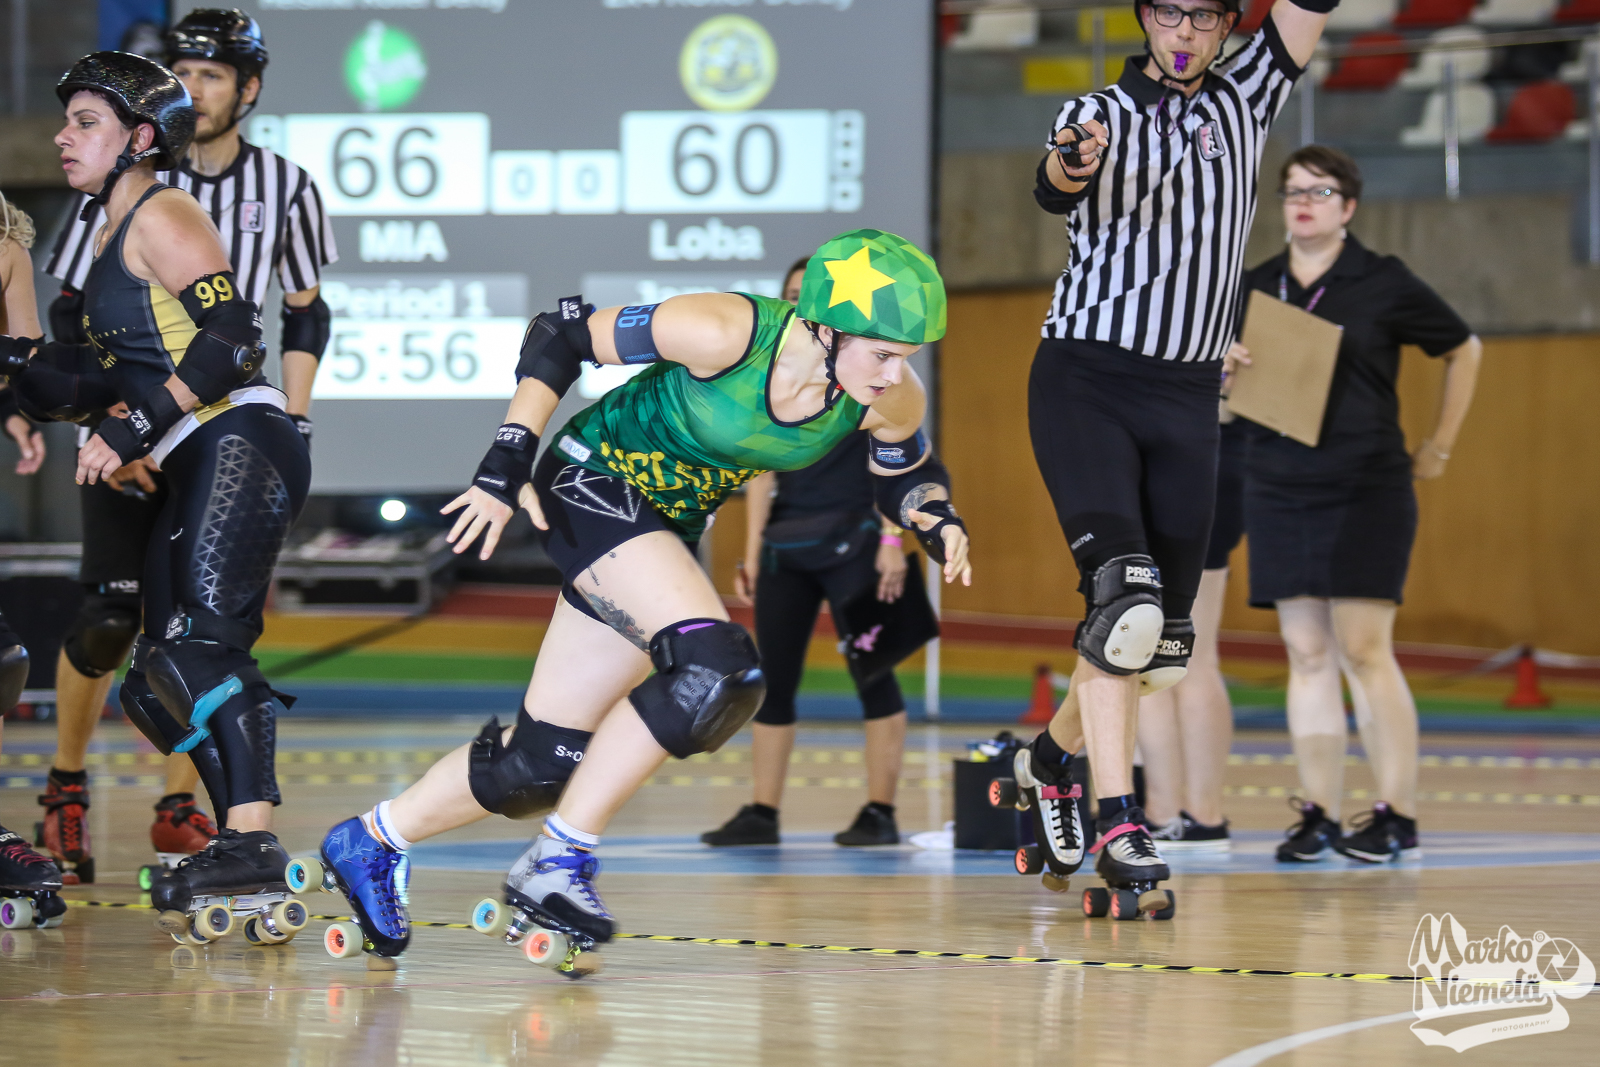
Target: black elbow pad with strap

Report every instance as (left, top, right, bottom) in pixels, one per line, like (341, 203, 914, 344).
(872, 454, 966, 564)
(175, 272, 266, 404)
(515, 296, 595, 397)
(14, 360, 120, 424)
(280, 296, 332, 359)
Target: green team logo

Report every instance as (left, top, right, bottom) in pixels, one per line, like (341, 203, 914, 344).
(679, 15, 777, 112)
(345, 21, 427, 112)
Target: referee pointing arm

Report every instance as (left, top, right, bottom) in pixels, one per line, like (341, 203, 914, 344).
(1008, 0, 1338, 906)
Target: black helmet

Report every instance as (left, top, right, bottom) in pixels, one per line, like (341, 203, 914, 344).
(57, 52, 196, 169)
(165, 9, 269, 83)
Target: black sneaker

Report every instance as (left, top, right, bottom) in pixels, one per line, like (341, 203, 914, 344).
(1336, 802, 1420, 863)
(834, 803, 899, 847)
(701, 805, 779, 847)
(1147, 810, 1231, 852)
(1275, 799, 1341, 862)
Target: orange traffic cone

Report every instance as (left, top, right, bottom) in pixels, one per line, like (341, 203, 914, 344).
(1020, 664, 1055, 725)
(1504, 646, 1553, 709)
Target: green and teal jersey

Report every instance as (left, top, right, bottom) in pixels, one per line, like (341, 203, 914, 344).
(551, 294, 868, 539)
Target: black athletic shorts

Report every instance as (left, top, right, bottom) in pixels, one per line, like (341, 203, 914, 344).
(1203, 418, 1249, 571)
(531, 450, 688, 624)
(1028, 338, 1222, 621)
(79, 470, 169, 592)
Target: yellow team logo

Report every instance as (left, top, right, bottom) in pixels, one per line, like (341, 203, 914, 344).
(679, 15, 777, 112)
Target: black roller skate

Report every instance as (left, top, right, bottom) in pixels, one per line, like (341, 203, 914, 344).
(149, 828, 307, 947)
(988, 739, 1086, 892)
(471, 833, 611, 979)
(35, 769, 93, 884)
(1082, 807, 1175, 921)
(0, 826, 67, 929)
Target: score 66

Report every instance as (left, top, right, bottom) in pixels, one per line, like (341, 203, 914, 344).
(286, 114, 489, 216)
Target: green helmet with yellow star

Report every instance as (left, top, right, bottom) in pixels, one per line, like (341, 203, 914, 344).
(797, 229, 946, 345)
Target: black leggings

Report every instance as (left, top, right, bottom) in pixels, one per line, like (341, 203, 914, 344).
(136, 404, 310, 812)
(752, 543, 904, 726)
(1028, 339, 1221, 621)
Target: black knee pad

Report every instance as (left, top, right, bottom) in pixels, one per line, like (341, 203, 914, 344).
(1075, 554, 1165, 676)
(0, 639, 27, 713)
(1139, 618, 1195, 695)
(629, 619, 766, 759)
(145, 613, 269, 755)
(467, 711, 594, 819)
(119, 651, 187, 756)
(63, 591, 142, 678)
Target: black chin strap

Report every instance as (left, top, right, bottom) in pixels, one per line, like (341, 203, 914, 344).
(804, 322, 845, 409)
(82, 136, 159, 222)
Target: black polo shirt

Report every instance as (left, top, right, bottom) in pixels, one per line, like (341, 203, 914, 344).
(1241, 236, 1471, 483)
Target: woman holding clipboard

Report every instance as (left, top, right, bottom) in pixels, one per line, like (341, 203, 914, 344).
(1237, 146, 1481, 864)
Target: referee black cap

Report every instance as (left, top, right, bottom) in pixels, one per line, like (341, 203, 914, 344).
(57, 52, 196, 170)
(166, 9, 269, 82)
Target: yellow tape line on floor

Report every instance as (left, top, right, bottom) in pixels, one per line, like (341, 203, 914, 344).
(61, 899, 1474, 986)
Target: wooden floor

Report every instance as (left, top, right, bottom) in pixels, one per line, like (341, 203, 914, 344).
(1, 720, 1596, 1066)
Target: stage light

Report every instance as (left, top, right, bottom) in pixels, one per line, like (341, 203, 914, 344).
(379, 498, 408, 523)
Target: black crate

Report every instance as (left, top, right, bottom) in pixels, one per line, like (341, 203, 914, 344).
(953, 758, 1034, 852)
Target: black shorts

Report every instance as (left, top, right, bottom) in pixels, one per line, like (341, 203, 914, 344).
(532, 450, 688, 623)
(753, 540, 904, 725)
(1028, 338, 1222, 621)
(1203, 418, 1249, 571)
(79, 471, 169, 592)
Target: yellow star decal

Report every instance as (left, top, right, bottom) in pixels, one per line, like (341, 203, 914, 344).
(824, 247, 894, 317)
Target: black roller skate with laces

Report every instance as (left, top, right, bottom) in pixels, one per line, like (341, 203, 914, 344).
(1082, 805, 1175, 920)
(988, 738, 1087, 892)
(149, 828, 308, 947)
(0, 826, 67, 929)
(471, 831, 611, 978)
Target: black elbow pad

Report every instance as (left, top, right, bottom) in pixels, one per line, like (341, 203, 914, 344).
(280, 296, 332, 359)
(49, 288, 87, 346)
(175, 272, 265, 404)
(14, 360, 120, 424)
(515, 296, 595, 397)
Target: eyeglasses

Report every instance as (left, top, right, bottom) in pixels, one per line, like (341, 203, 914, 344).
(1278, 185, 1341, 202)
(1148, 4, 1228, 31)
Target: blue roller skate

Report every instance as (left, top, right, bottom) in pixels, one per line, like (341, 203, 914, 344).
(286, 817, 410, 961)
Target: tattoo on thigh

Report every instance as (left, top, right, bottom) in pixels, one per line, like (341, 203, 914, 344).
(582, 591, 650, 651)
(900, 482, 938, 527)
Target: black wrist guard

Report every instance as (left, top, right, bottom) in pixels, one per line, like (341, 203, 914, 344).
(515, 297, 595, 397)
(14, 361, 120, 424)
(906, 499, 966, 564)
(95, 387, 185, 464)
(289, 414, 313, 442)
(873, 454, 964, 564)
(0, 336, 41, 379)
(281, 296, 332, 359)
(473, 423, 539, 509)
(1286, 0, 1340, 10)
(49, 288, 87, 346)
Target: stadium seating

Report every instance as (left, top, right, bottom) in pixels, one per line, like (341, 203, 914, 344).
(1400, 81, 1497, 141)
(1487, 80, 1577, 139)
(1323, 32, 1412, 89)
(1394, 0, 1479, 27)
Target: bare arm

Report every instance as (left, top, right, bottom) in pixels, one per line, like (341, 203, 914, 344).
(1414, 335, 1481, 480)
(0, 240, 42, 338)
(281, 285, 320, 416)
(735, 470, 776, 604)
(1270, 1, 1332, 70)
(588, 292, 753, 377)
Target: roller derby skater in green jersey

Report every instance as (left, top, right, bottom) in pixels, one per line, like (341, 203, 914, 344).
(303, 230, 972, 972)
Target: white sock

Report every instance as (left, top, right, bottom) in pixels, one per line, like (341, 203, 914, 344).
(543, 813, 599, 851)
(361, 800, 413, 852)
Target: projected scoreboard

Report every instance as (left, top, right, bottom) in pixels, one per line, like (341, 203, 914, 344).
(239, 1, 932, 490)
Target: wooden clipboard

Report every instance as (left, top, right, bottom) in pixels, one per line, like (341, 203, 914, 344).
(1225, 290, 1343, 447)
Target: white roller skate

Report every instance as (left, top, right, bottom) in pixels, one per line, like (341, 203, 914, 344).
(470, 832, 611, 979)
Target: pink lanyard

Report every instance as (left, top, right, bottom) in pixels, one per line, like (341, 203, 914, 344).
(1279, 271, 1327, 313)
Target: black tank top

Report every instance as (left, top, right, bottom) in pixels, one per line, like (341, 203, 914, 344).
(770, 429, 875, 523)
(82, 183, 197, 403)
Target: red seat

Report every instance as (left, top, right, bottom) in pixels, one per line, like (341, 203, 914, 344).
(1556, 0, 1600, 20)
(1487, 81, 1577, 143)
(1393, 0, 1478, 26)
(1237, 0, 1274, 34)
(1323, 33, 1410, 90)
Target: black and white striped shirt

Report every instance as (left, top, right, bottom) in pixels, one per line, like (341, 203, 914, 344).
(46, 140, 337, 308)
(1039, 19, 1300, 363)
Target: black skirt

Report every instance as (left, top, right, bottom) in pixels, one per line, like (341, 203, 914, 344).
(1245, 473, 1418, 607)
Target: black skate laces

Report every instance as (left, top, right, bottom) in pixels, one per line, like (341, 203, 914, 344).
(541, 851, 610, 917)
(1345, 803, 1391, 834)
(1284, 797, 1328, 838)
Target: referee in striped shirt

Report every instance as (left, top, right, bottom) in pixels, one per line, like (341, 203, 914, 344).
(33, 10, 335, 875)
(1016, 0, 1337, 892)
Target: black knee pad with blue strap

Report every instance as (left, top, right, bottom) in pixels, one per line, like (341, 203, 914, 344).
(630, 619, 766, 758)
(467, 709, 594, 819)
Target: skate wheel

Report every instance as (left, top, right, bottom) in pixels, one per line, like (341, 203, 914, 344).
(155, 910, 189, 937)
(269, 900, 309, 935)
(1040, 871, 1070, 893)
(244, 917, 288, 946)
(138, 865, 161, 892)
(195, 903, 234, 940)
(1151, 890, 1176, 921)
(39, 914, 64, 929)
(285, 856, 324, 895)
(1014, 844, 1044, 876)
(324, 921, 364, 959)
(470, 897, 509, 937)
(1082, 887, 1110, 918)
(522, 928, 570, 968)
(988, 777, 1020, 809)
(1110, 889, 1142, 920)
(0, 898, 34, 930)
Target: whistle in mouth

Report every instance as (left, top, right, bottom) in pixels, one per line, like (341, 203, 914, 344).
(1174, 53, 1190, 73)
